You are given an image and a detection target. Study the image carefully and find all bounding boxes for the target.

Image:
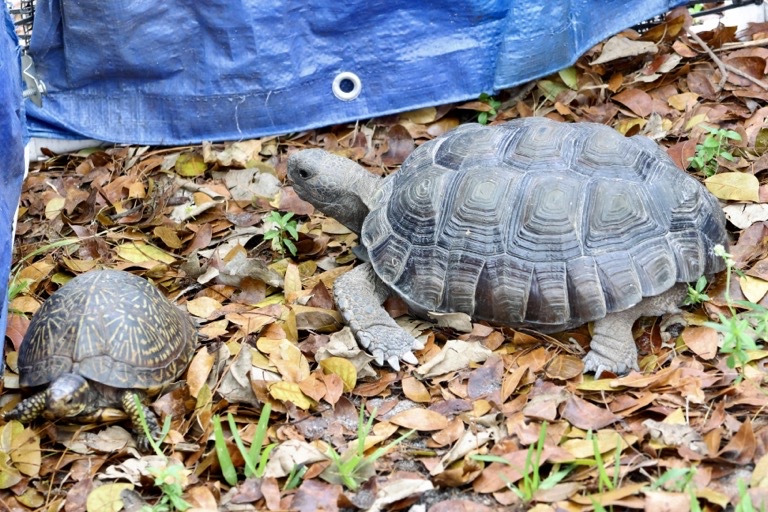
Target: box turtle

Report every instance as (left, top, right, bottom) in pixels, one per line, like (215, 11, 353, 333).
(288, 117, 728, 377)
(3, 269, 197, 450)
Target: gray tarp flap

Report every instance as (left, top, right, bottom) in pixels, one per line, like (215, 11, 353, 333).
(26, 0, 688, 145)
(1, 5, 26, 373)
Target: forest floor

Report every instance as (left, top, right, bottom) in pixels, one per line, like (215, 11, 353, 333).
(3, 7, 768, 512)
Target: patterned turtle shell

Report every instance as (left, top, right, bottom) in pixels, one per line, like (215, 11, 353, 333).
(18, 269, 196, 390)
(361, 118, 728, 331)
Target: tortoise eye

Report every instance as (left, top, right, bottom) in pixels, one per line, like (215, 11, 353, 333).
(298, 169, 310, 179)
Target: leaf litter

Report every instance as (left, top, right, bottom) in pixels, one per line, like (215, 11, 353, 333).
(4, 8, 768, 511)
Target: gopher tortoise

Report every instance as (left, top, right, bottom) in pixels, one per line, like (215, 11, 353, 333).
(3, 269, 197, 450)
(288, 118, 727, 377)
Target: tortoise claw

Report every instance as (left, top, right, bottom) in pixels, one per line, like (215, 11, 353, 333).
(387, 356, 401, 371)
(401, 351, 418, 365)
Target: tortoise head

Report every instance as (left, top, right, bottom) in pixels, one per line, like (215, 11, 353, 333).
(288, 149, 381, 235)
(46, 373, 90, 418)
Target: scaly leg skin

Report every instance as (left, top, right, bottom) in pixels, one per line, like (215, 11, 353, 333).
(121, 391, 161, 453)
(583, 284, 687, 378)
(333, 262, 422, 370)
(2, 390, 48, 422)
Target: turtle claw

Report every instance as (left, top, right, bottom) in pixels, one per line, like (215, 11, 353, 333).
(387, 356, 401, 371)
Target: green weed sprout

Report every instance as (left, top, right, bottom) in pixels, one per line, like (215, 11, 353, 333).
(320, 406, 414, 491)
(263, 211, 299, 256)
(477, 93, 501, 125)
(473, 422, 573, 503)
(688, 126, 742, 177)
(133, 394, 191, 512)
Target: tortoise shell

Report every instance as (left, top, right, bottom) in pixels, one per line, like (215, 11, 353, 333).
(18, 269, 196, 390)
(361, 118, 727, 331)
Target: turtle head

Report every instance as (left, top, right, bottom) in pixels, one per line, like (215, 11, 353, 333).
(288, 149, 380, 235)
(46, 373, 90, 418)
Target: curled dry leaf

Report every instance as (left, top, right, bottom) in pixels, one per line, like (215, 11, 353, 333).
(643, 418, 708, 455)
(263, 439, 327, 479)
(427, 311, 473, 332)
(416, 339, 493, 378)
(681, 326, 719, 360)
(367, 478, 434, 512)
(591, 36, 658, 65)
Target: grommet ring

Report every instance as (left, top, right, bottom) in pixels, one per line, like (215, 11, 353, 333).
(332, 71, 362, 101)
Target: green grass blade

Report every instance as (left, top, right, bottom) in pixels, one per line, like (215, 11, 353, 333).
(213, 415, 239, 486)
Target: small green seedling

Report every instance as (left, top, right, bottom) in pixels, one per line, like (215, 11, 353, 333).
(478, 93, 501, 125)
(473, 422, 573, 503)
(650, 467, 702, 512)
(133, 395, 191, 512)
(263, 211, 299, 256)
(320, 406, 414, 491)
(213, 404, 275, 486)
(684, 275, 711, 306)
(688, 126, 742, 177)
(702, 245, 762, 373)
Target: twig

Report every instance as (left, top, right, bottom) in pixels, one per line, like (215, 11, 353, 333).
(686, 28, 768, 92)
(686, 28, 728, 91)
(719, 38, 768, 52)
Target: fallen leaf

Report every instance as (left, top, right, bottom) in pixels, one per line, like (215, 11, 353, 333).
(561, 395, 619, 430)
(723, 203, 768, 229)
(740, 275, 768, 303)
(269, 381, 315, 410)
(591, 36, 657, 65)
(705, 172, 759, 202)
(263, 439, 327, 479)
(186, 296, 222, 318)
(86, 483, 133, 512)
(319, 356, 357, 392)
(416, 339, 493, 378)
(427, 311, 473, 332)
(115, 242, 176, 264)
(174, 152, 207, 177)
(388, 408, 449, 431)
(681, 326, 719, 360)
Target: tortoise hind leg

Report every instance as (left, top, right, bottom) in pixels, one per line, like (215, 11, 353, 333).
(3, 390, 49, 422)
(334, 262, 423, 370)
(121, 391, 161, 453)
(583, 284, 687, 378)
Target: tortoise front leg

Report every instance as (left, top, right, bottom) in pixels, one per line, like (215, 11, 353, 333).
(3, 390, 49, 422)
(121, 391, 161, 453)
(334, 262, 423, 370)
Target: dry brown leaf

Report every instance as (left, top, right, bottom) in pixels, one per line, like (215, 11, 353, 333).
(561, 395, 619, 430)
(402, 376, 431, 403)
(388, 408, 449, 431)
(681, 326, 719, 360)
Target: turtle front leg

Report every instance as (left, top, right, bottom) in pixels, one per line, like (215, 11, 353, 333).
(3, 390, 49, 422)
(583, 284, 687, 378)
(121, 391, 161, 453)
(334, 262, 422, 370)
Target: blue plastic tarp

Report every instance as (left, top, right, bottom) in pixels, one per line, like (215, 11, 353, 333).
(26, 0, 689, 145)
(1, 5, 27, 372)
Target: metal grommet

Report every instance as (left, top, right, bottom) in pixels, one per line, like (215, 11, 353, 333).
(332, 71, 362, 101)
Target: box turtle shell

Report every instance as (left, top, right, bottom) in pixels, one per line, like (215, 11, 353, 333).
(288, 118, 728, 377)
(4, 269, 197, 450)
